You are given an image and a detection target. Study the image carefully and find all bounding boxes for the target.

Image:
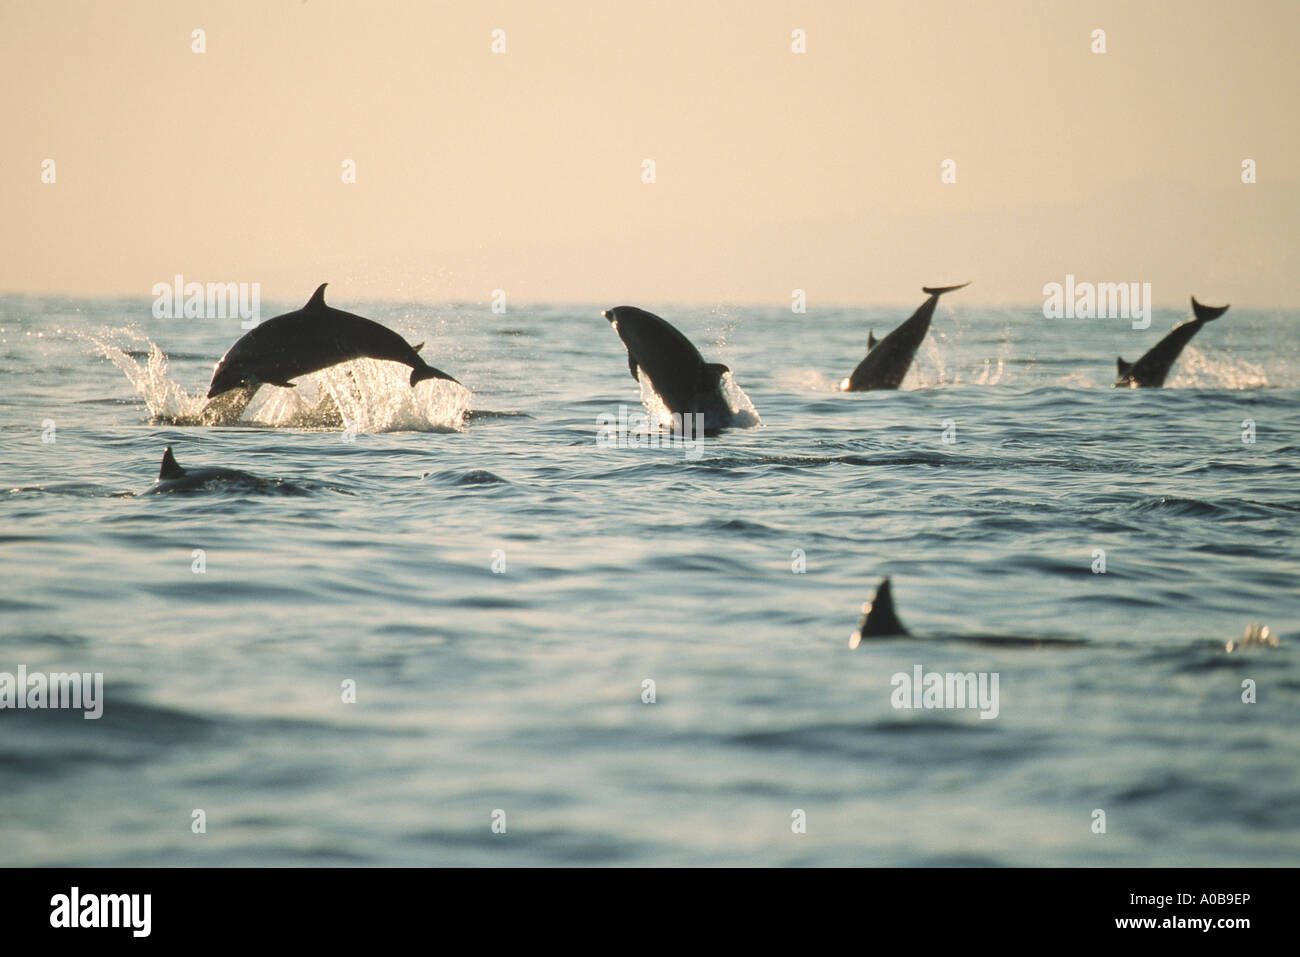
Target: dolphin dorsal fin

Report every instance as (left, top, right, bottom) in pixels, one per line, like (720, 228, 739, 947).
(867, 330, 878, 351)
(412, 342, 424, 353)
(306, 283, 329, 311)
(1117, 357, 1132, 377)
(851, 577, 909, 646)
(1190, 296, 1230, 322)
(159, 446, 185, 480)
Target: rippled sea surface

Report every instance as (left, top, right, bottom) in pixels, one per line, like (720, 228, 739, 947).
(2, 295, 1297, 866)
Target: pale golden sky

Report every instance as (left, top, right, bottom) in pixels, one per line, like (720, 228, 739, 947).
(2, 0, 1296, 306)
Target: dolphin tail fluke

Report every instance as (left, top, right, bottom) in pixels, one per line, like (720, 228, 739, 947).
(850, 577, 909, 647)
(1191, 297, 1230, 322)
(1117, 357, 1133, 378)
(159, 447, 185, 481)
(921, 282, 972, 296)
(411, 362, 461, 388)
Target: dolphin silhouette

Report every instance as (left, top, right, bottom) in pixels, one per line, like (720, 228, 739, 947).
(602, 306, 734, 419)
(1115, 296, 1230, 388)
(152, 446, 262, 493)
(849, 577, 909, 647)
(840, 283, 970, 391)
(207, 284, 460, 399)
(848, 577, 1088, 649)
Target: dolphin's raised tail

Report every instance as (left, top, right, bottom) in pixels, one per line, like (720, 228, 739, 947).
(850, 577, 909, 647)
(921, 282, 972, 296)
(1191, 296, 1230, 322)
(410, 363, 462, 388)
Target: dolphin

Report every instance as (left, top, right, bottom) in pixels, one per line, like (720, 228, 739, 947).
(848, 577, 1086, 649)
(840, 283, 970, 391)
(1114, 296, 1230, 388)
(152, 446, 264, 493)
(849, 578, 909, 647)
(206, 284, 460, 399)
(602, 306, 734, 421)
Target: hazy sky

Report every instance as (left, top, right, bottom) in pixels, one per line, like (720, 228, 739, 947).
(2, 0, 1296, 306)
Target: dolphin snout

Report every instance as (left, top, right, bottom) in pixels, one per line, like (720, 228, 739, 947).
(602, 309, 613, 322)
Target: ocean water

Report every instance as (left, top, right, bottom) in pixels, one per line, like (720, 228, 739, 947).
(1, 294, 1297, 866)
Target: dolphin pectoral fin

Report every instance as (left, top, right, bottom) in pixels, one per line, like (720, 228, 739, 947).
(159, 447, 186, 481)
(410, 364, 461, 387)
(921, 282, 972, 296)
(1191, 297, 1230, 322)
(1117, 357, 1132, 378)
(305, 283, 329, 311)
(867, 330, 878, 351)
(264, 378, 296, 388)
(627, 353, 641, 381)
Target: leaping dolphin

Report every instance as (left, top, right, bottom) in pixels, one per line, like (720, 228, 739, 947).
(840, 283, 970, 391)
(603, 306, 735, 422)
(1115, 296, 1230, 388)
(206, 284, 460, 399)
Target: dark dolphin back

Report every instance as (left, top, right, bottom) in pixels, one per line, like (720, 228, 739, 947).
(606, 306, 715, 413)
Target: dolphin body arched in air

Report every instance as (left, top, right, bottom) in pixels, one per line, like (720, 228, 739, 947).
(206, 284, 460, 399)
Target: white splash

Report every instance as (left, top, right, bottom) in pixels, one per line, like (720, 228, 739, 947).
(636, 368, 760, 431)
(90, 331, 470, 431)
(1166, 346, 1269, 389)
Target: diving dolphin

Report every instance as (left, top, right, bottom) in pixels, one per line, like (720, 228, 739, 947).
(849, 577, 909, 647)
(206, 284, 460, 399)
(840, 283, 970, 391)
(603, 306, 733, 419)
(1114, 296, 1230, 388)
(152, 446, 263, 493)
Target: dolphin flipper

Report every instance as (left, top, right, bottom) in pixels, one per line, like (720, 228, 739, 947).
(1191, 297, 1230, 322)
(628, 352, 640, 381)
